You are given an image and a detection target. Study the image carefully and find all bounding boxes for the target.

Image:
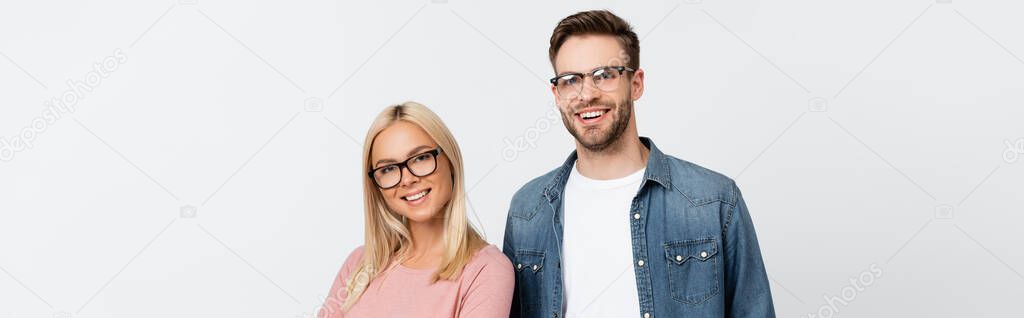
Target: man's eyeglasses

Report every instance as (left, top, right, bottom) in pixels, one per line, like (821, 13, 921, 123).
(549, 66, 636, 99)
(368, 147, 443, 189)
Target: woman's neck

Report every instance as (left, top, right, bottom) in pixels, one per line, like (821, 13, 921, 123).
(402, 217, 446, 269)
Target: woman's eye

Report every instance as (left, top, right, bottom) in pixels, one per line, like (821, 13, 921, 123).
(414, 154, 431, 162)
(381, 166, 397, 174)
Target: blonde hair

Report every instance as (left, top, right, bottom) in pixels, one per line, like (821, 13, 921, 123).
(341, 101, 485, 310)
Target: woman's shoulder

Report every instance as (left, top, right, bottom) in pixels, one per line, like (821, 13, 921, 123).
(458, 244, 514, 294)
(465, 245, 513, 274)
(347, 245, 366, 260)
(341, 245, 366, 271)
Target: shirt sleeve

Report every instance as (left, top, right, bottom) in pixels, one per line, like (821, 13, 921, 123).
(459, 249, 515, 318)
(318, 247, 365, 318)
(722, 183, 776, 317)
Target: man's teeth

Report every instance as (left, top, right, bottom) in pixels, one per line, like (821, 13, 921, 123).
(404, 190, 429, 201)
(580, 110, 604, 119)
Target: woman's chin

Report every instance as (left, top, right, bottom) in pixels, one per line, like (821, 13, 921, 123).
(402, 208, 442, 224)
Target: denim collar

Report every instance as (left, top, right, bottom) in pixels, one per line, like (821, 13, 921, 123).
(542, 137, 671, 202)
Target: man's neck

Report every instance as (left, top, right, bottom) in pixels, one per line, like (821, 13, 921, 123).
(575, 133, 649, 180)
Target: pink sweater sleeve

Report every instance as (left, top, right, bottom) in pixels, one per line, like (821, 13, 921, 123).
(318, 247, 365, 318)
(458, 248, 515, 318)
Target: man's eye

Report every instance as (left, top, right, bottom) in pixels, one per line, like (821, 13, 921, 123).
(596, 70, 614, 79)
(562, 76, 579, 86)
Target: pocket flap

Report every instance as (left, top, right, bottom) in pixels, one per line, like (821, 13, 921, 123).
(663, 238, 718, 265)
(514, 250, 545, 273)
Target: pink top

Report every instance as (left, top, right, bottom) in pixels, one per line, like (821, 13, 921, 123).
(318, 245, 514, 318)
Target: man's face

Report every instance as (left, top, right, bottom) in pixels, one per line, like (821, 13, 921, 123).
(551, 34, 644, 152)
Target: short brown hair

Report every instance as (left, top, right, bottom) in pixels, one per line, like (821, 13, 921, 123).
(548, 10, 640, 71)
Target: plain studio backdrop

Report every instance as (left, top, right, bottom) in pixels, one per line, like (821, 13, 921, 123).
(2, 0, 1023, 317)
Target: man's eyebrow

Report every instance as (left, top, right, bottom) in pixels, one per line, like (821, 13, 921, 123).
(373, 145, 434, 168)
(555, 66, 610, 77)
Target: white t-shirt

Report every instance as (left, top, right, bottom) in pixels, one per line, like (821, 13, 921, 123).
(562, 163, 645, 318)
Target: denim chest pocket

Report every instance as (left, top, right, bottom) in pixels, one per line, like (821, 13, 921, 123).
(663, 238, 720, 304)
(513, 250, 545, 313)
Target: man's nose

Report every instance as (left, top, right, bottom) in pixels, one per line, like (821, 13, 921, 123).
(577, 78, 600, 102)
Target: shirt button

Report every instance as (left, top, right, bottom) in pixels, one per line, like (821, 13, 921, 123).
(517, 264, 523, 270)
(700, 251, 709, 258)
(532, 264, 539, 271)
(675, 255, 683, 262)
(633, 213, 641, 219)
(644, 313, 651, 318)
(637, 259, 645, 267)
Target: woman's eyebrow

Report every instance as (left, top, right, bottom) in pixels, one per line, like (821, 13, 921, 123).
(405, 145, 433, 157)
(373, 145, 433, 167)
(374, 158, 397, 167)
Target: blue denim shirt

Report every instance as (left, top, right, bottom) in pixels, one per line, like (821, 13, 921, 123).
(503, 137, 775, 318)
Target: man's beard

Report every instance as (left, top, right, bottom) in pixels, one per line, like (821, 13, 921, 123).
(560, 96, 633, 153)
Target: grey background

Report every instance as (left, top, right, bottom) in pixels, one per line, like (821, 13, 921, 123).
(2, 0, 1023, 317)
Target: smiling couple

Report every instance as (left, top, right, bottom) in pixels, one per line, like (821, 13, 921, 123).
(317, 10, 775, 318)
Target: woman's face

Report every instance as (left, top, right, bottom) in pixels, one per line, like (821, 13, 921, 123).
(369, 121, 453, 224)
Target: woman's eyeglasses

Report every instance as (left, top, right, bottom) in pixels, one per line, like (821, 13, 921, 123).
(368, 147, 443, 189)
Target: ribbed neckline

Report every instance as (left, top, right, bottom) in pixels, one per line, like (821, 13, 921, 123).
(568, 162, 646, 190)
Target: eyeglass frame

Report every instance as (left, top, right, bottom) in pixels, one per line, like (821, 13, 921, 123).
(367, 147, 444, 189)
(548, 65, 637, 99)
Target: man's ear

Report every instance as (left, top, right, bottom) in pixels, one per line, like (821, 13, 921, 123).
(631, 68, 645, 101)
(551, 84, 568, 108)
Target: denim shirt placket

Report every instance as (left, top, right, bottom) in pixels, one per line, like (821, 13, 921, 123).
(633, 139, 671, 318)
(543, 168, 568, 318)
(630, 185, 655, 317)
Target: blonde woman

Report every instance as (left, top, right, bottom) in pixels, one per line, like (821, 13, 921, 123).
(318, 102, 513, 318)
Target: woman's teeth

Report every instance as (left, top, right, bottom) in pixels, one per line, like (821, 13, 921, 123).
(403, 189, 430, 201)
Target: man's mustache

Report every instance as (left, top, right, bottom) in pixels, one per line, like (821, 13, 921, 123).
(567, 100, 617, 114)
